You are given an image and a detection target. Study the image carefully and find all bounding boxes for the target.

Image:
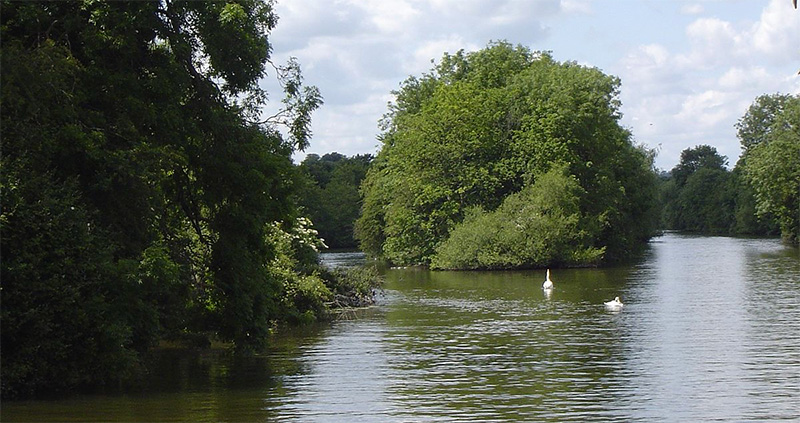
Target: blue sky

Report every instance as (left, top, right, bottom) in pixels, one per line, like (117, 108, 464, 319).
(266, 0, 800, 170)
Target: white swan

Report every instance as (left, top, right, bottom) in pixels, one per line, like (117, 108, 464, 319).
(604, 296, 624, 310)
(542, 269, 554, 290)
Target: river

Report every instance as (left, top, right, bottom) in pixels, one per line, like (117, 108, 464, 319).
(4, 233, 800, 422)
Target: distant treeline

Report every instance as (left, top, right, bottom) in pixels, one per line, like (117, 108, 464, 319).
(295, 153, 373, 249)
(659, 94, 799, 242)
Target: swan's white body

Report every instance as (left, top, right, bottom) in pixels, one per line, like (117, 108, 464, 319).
(542, 269, 554, 290)
(604, 296, 624, 310)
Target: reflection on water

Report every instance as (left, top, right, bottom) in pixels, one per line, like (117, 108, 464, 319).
(4, 234, 800, 422)
(618, 236, 800, 421)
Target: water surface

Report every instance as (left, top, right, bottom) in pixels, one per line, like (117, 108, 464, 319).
(4, 233, 800, 421)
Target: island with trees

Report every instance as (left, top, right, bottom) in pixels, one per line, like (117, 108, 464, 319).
(356, 42, 661, 269)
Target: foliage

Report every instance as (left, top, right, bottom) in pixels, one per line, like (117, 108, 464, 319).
(0, 171, 138, 397)
(1, 0, 322, 397)
(657, 141, 783, 237)
(267, 216, 382, 319)
(730, 167, 780, 236)
(736, 93, 795, 153)
(357, 41, 659, 268)
(324, 266, 383, 308)
(660, 145, 735, 233)
(671, 145, 728, 187)
(738, 94, 800, 244)
(677, 168, 735, 233)
(296, 153, 372, 249)
(431, 167, 604, 270)
(268, 218, 331, 324)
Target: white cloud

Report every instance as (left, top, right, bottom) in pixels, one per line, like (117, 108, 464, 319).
(677, 0, 800, 69)
(560, 0, 593, 15)
(615, 0, 800, 169)
(268, 0, 800, 169)
(355, 0, 421, 35)
(751, 0, 800, 64)
(680, 18, 745, 68)
(680, 4, 704, 15)
(718, 67, 771, 89)
(676, 90, 737, 128)
(305, 97, 388, 155)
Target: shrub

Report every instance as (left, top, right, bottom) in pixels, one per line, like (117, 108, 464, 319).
(431, 166, 604, 270)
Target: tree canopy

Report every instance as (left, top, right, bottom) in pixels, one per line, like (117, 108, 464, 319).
(737, 94, 800, 244)
(1, 0, 326, 397)
(356, 41, 659, 269)
(659, 145, 736, 234)
(296, 153, 373, 249)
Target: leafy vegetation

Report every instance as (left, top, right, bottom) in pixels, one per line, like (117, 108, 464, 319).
(659, 93, 799, 243)
(432, 166, 604, 269)
(356, 41, 660, 268)
(660, 145, 738, 234)
(296, 153, 373, 249)
(0, 1, 383, 399)
(738, 94, 800, 244)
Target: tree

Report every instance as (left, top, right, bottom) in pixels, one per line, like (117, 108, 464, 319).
(739, 95, 800, 244)
(730, 167, 779, 235)
(736, 94, 795, 154)
(296, 153, 372, 249)
(356, 41, 659, 268)
(671, 145, 728, 187)
(661, 145, 734, 233)
(677, 168, 734, 233)
(1, 0, 320, 397)
(431, 166, 604, 270)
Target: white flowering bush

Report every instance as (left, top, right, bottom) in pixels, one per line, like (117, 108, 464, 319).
(267, 217, 331, 323)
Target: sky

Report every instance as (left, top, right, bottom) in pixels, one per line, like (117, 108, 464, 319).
(265, 0, 800, 170)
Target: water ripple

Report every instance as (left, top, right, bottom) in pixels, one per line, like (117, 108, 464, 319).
(4, 235, 799, 422)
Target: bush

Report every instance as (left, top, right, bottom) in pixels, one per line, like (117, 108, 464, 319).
(431, 167, 604, 270)
(325, 266, 383, 308)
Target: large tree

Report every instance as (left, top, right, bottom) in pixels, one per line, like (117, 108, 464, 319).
(670, 145, 728, 187)
(356, 41, 659, 268)
(1, 0, 320, 397)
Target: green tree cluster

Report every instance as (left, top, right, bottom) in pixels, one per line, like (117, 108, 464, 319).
(356, 41, 659, 269)
(658, 93, 799, 242)
(432, 166, 605, 269)
(659, 145, 739, 234)
(1, 0, 328, 398)
(296, 153, 373, 249)
(737, 94, 800, 244)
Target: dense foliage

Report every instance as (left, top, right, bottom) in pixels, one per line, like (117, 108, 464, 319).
(660, 145, 739, 234)
(737, 94, 800, 244)
(356, 42, 660, 268)
(659, 93, 799, 242)
(296, 153, 372, 249)
(432, 166, 605, 269)
(0, 0, 349, 398)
